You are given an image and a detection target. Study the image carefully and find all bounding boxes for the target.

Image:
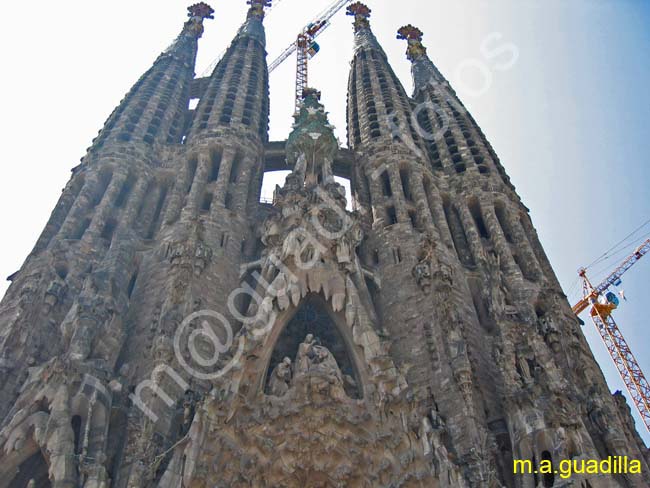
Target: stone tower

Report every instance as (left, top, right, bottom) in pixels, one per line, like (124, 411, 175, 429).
(0, 2, 647, 487)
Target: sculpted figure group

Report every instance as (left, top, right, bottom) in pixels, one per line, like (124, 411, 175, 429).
(268, 334, 347, 397)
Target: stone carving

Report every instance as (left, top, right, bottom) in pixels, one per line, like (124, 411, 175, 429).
(44, 277, 67, 309)
(537, 313, 561, 353)
(268, 356, 292, 397)
(515, 344, 537, 387)
(413, 258, 432, 292)
(64, 272, 117, 362)
(586, 385, 612, 434)
(484, 251, 510, 320)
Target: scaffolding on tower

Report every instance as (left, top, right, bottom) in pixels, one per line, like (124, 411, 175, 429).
(572, 238, 650, 433)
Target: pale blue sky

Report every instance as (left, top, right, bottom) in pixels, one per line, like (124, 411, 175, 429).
(0, 0, 648, 441)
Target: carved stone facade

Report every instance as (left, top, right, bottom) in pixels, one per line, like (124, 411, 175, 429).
(0, 2, 648, 487)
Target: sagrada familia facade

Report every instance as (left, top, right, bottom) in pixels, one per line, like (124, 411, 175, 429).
(0, 2, 647, 487)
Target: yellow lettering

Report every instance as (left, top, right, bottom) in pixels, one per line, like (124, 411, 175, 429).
(559, 460, 572, 479)
(599, 458, 611, 474)
(539, 460, 553, 474)
(586, 460, 599, 474)
(513, 459, 532, 474)
(630, 460, 641, 474)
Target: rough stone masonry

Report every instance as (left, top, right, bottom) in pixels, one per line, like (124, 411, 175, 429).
(0, 2, 648, 487)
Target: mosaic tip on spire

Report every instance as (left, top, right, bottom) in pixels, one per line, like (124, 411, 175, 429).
(188, 2, 215, 20)
(181, 3, 214, 38)
(397, 25, 427, 61)
(247, 0, 272, 20)
(346, 3, 371, 32)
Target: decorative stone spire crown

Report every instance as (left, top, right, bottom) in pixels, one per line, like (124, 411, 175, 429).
(346, 2, 371, 32)
(180, 3, 215, 39)
(397, 25, 427, 61)
(397, 24, 448, 90)
(286, 88, 338, 187)
(247, 0, 272, 20)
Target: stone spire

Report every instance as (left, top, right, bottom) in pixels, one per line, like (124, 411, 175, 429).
(286, 88, 339, 187)
(397, 24, 448, 90)
(345, 3, 423, 153)
(397, 24, 519, 189)
(187, 0, 270, 142)
(88, 3, 214, 153)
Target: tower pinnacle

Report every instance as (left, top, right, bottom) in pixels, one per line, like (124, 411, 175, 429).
(346, 2, 371, 32)
(182, 2, 215, 38)
(246, 0, 272, 20)
(397, 25, 427, 61)
(397, 24, 447, 89)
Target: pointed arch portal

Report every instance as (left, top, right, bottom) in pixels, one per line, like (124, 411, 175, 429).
(265, 294, 362, 398)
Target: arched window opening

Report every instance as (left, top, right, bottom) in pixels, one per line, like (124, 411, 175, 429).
(224, 192, 233, 210)
(115, 174, 136, 208)
(408, 209, 419, 230)
(386, 206, 398, 226)
(381, 171, 392, 197)
(400, 169, 412, 201)
(8, 450, 52, 488)
(91, 171, 113, 208)
(100, 218, 118, 243)
(146, 185, 168, 240)
(186, 157, 198, 194)
(209, 149, 222, 182)
(72, 415, 83, 456)
(200, 192, 213, 213)
(55, 264, 68, 280)
(443, 196, 475, 267)
(265, 295, 362, 399)
(229, 153, 242, 184)
(127, 271, 138, 299)
(71, 217, 91, 240)
(494, 202, 514, 244)
(468, 198, 490, 240)
(422, 179, 437, 228)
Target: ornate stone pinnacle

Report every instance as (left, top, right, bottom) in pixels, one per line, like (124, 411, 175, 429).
(188, 2, 215, 20)
(397, 25, 427, 61)
(247, 0, 272, 20)
(181, 3, 214, 39)
(302, 87, 322, 102)
(346, 2, 371, 32)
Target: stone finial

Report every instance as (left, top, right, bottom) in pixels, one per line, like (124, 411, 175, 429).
(397, 25, 427, 61)
(188, 2, 215, 20)
(246, 0, 272, 20)
(182, 3, 215, 38)
(346, 3, 371, 32)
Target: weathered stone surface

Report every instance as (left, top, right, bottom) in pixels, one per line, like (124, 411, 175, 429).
(0, 3, 647, 488)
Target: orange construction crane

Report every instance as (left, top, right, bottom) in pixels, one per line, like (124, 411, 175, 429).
(268, 0, 352, 111)
(573, 238, 650, 433)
